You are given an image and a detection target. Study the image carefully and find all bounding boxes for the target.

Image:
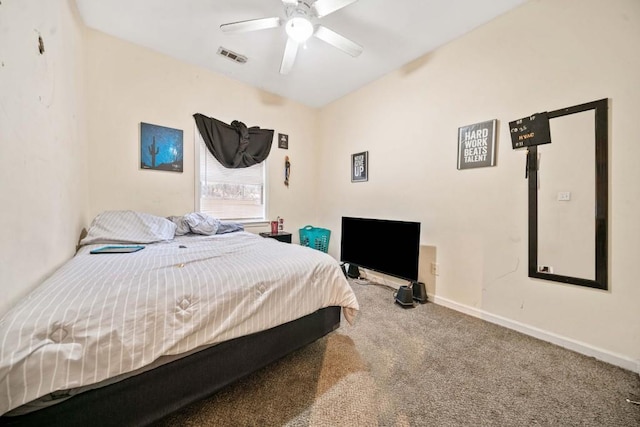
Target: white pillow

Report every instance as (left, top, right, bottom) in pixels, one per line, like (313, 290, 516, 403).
(184, 212, 221, 235)
(79, 210, 177, 246)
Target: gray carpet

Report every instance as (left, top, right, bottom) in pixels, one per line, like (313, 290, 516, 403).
(156, 281, 640, 426)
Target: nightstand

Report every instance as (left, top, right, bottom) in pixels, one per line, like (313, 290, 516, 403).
(259, 232, 292, 244)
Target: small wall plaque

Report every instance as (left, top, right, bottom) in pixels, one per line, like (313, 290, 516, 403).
(351, 151, 368, 182)
(278, 133, 288, 149)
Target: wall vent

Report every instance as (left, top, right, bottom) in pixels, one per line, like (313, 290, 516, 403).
(217, 47, 247, 64)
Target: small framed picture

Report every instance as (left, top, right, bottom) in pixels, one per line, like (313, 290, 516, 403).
(351, 151, 368, 182)
(278, 133, 288, 149)
(457, 119, 497, 170)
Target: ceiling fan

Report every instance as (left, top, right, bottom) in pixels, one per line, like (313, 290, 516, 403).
(220, 0, 363, 74)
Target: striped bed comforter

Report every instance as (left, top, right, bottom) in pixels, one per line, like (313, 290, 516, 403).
(0, 231, 359, 415)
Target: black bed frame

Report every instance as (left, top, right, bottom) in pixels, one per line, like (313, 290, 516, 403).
(0, 306, 341, 427)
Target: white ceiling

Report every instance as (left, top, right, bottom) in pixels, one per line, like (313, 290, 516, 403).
(75, 0, 528, 108)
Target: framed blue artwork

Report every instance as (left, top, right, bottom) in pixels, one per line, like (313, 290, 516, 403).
(140, 122, 183, 172)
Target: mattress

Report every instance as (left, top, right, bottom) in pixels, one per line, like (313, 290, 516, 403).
(0, 231, 359, 415)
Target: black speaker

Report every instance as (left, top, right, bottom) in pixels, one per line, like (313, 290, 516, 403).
(412, 281, 428, 303)
(347, 264, 360, 279)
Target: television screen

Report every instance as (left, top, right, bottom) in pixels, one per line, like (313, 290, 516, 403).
(340, 216, 421, 282)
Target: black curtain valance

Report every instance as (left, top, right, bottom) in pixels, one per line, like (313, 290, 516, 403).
(193, 113, 274, 168)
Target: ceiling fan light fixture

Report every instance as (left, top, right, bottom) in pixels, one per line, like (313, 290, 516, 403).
(285, 17, 313, 43)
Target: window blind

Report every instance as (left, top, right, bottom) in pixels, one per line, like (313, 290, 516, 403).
(197, 132, 265, 221)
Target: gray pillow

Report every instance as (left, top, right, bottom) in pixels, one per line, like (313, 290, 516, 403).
(79, 210, 176, 246)
(167, 215, 191, 236)
(217, 221, 244, 234)
(184, 212, 221, 235)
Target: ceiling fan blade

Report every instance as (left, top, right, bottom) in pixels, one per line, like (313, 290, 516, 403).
(280, 38, 299, 74)
(281, 0, 298, 5)
(314, 25, 363, 57)
(220, 17, 281, 34)
(312, 0, 358, 18)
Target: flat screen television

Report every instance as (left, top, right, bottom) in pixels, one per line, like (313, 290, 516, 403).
(340, 216, 421, 282)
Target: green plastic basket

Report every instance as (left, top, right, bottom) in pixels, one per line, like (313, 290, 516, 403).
(299, 225, 331, 253)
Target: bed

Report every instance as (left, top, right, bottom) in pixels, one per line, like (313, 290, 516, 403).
(0, 211, 359, 426)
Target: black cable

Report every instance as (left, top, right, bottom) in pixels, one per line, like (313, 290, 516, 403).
(350, 278, 397, 292)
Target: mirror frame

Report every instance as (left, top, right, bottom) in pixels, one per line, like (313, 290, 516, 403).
(528, 98, 608, 290)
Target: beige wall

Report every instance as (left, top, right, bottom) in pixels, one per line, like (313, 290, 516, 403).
(1, 0, 638, 369)
(318, 0, 640, 365)
(0, 0, 88, 316)
(85, 29, 320, 237)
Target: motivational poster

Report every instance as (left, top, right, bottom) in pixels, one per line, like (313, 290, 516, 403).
(457, 119, 497, 170)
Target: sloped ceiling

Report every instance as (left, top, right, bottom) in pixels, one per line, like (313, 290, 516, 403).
(75, 0, 528, 108)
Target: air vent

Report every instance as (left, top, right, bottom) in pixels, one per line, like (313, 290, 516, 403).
(217, 47, 247, 64)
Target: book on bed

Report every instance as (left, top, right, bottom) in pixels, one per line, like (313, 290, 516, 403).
(89, 245, 145, 254)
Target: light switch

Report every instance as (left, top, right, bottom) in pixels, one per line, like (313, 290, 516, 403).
(557, 191, 571, 201)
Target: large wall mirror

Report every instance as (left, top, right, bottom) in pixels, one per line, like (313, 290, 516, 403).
(528, 98, 608, 290)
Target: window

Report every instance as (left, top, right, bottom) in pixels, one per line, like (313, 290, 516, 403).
(196, 131, 266, 221)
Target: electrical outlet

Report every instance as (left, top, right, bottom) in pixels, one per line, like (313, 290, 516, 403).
(431, 262, 439, 276)
(557, 191, 571, 201)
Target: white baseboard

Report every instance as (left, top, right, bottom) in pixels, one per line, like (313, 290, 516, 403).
(431, 294, 640, 374)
